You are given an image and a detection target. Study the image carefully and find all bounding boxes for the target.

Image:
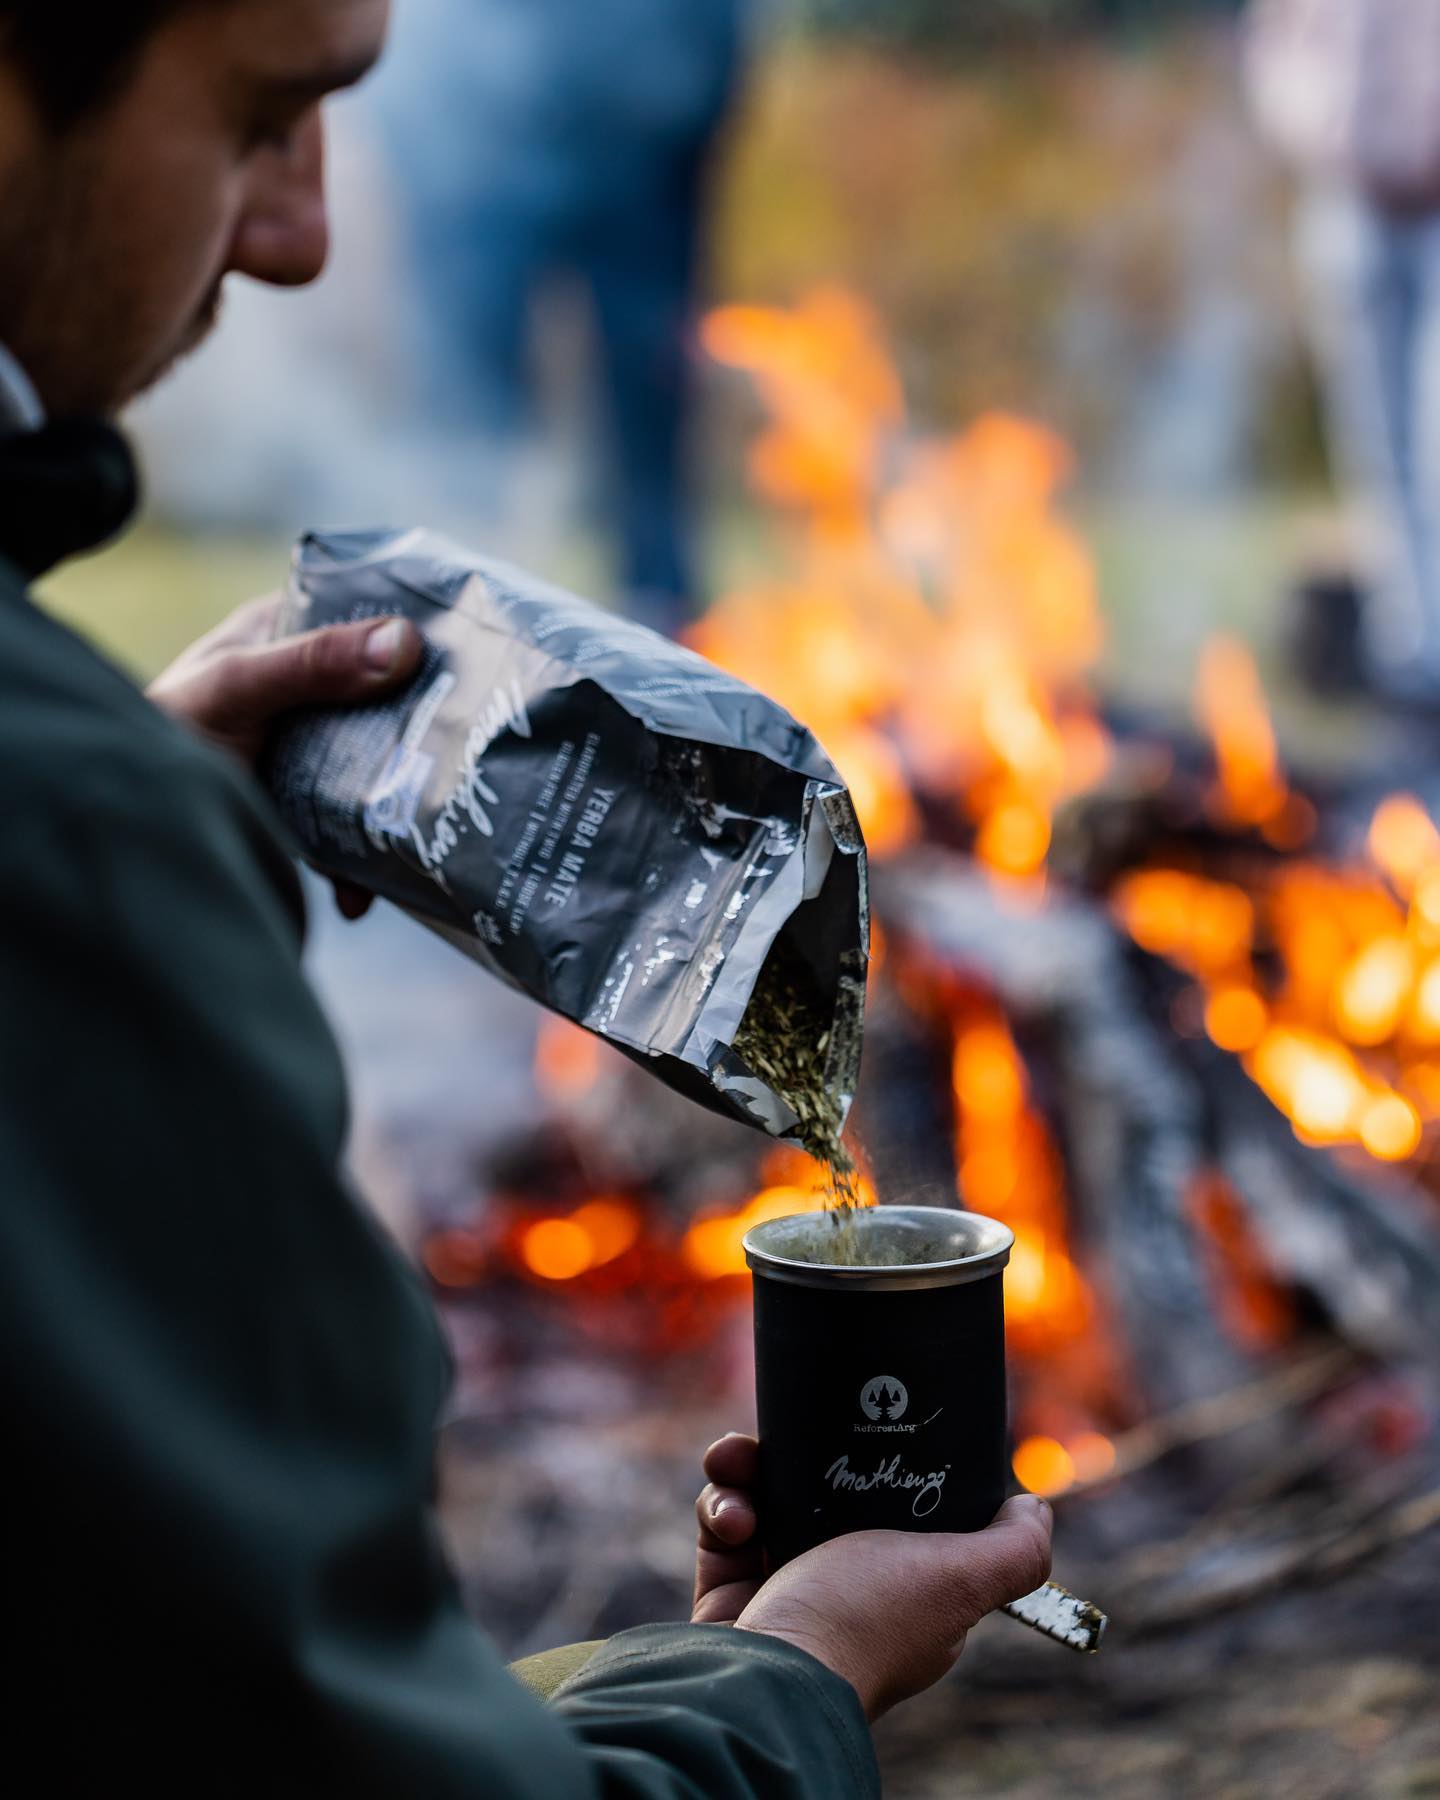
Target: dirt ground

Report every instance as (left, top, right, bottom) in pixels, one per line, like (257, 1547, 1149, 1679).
(875, 1536, 1439, 1799)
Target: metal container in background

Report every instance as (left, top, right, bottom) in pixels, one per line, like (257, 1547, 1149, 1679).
(743, 1206, 1014, 1568)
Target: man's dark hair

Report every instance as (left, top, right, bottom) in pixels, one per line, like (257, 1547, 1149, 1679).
(0, 2, 196, 124)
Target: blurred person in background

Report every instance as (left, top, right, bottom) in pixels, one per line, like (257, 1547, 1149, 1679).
(0, 1, 1051, 1790)
(378, 0, 750, 633)
(1245, 0, 1440, 700)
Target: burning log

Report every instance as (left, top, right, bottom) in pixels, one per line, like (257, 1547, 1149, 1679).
(1180, 1034, 1440, 1361)
(880, 850, 1440, 1371)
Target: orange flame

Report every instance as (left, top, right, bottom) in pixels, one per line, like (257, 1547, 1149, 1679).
(681, 1153, 878, 1283)
(1204, 986, 1268, 1053)
(1188, 1172, 1294, 1352)
(696, 292, 1109, 871)
(517, 1198, 644, 1283)
(1194, 637, 1292, 833)
(1112, 869, 1254, 977)
(1011, 1428, 1119, 1498)
(702, 289, 903, 540)
(1114, 795, 1440, 1167)
(1369, 795, 1440, 899)
(681, 1186, 822, 1282)
(950, 1009, 1094, 1352)
(1012, 1435, 1076, 1497)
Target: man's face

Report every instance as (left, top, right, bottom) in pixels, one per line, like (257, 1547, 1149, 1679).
(0, 0, 390, 415)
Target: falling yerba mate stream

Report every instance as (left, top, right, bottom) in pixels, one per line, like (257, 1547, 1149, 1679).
(730, 946, 875, 1263)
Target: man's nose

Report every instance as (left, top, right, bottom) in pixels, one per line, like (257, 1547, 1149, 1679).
(227, 114, 330, 289)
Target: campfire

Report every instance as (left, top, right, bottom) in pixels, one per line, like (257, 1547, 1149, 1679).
(421, 288, 1440, 1652)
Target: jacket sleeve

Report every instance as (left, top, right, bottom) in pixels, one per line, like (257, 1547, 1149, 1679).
(0, 720, 877, 1799)
(553, 1625, 880, 1795)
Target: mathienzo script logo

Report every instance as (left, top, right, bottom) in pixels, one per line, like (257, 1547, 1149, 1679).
(859, 1375, 909, 1423)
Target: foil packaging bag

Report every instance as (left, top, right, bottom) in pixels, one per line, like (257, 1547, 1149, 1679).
(264, 529, 869, 1140)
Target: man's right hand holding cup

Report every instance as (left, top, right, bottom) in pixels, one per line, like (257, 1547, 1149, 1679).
(693, 1432, 1054, 1723)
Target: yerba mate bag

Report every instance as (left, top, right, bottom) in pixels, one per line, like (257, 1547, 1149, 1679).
(264, 529, 868, 1140)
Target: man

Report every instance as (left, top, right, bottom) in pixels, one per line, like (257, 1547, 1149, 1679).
(377, 0, 747, 631)
(1246, 0, 1440, 697)
(0, 3, 1051, 1793)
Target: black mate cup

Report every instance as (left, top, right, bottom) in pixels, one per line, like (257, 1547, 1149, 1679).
(743, 1206, 1014, 1569)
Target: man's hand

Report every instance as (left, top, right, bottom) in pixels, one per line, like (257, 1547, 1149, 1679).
(693, 1433, 767, 1626)
(692, 1432, 1052, 1723)
(148, 595, 422, 771)
(148, 596, 423, 919)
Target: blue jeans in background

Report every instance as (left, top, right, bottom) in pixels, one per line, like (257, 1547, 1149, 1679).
(1297, 188, 1440, 685)
(375, 0, 746, 632)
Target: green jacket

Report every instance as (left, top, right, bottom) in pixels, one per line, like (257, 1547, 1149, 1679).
(0, 428, 877, 1795)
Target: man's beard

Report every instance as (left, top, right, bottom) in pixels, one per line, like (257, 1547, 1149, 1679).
(130, 281, 226, 408)
(0, 149, 228, 418)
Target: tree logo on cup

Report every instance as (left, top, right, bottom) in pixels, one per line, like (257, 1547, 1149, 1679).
(860, 1376, 909, 1422)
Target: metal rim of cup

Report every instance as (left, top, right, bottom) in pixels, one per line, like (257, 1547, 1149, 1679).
(742, 1205, 1015, 1292)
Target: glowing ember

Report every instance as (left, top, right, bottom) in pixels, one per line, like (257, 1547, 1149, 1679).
(1359, 1093, 1423, 1163)
(1369, 794, 1440, 898)
(1013, 1435, 1076, 1498)
(1414, 870, 1440, 934)
(1249, 1027, 1360, 1142)
(516, 1199, 645, 1283)
(1113, 870, 1254, 977)
(1410, 960, 1440, 1041)
(570, 1200, 642, 1266)
(1334, 935, 1415, 1046)
(520, 1218, 594, 1282)
(976, 798, 1052, 880)
(1204, 986, 1268, 1053)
